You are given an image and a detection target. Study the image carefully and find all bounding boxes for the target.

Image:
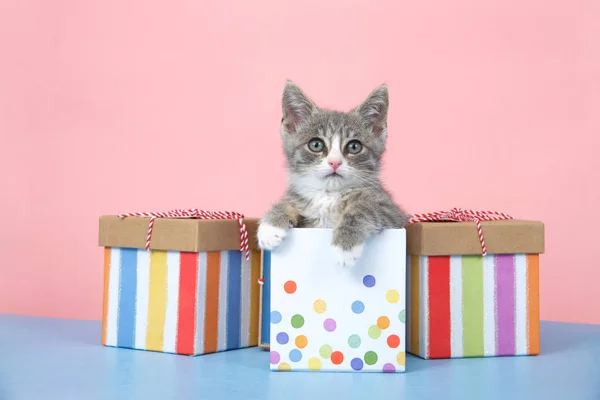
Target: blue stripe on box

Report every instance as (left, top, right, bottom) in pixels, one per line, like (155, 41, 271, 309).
(261, 250, 271, 346)
(117, 248, 138, 348)
(226, 251, 242, 350)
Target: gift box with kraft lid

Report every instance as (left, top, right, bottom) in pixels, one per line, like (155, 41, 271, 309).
(406, 209, 545, 359)
(98, 210, 262, 356)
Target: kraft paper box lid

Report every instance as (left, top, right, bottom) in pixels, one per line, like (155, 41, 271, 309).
(98, 215, 260, 252)
(406, 220, 545, 256)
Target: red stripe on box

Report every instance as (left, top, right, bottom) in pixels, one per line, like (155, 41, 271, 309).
(176, 252, 199, 355)
(428, 256, 451, 359)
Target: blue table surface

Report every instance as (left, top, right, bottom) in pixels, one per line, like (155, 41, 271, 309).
(1, 315, 599, 400)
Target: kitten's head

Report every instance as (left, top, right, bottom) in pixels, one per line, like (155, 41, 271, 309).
(280, 81, 389, 192)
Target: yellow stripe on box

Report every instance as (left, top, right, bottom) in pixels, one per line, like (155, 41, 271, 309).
(146, 250, 168, 351)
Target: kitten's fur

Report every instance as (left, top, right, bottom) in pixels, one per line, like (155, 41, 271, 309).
(257, 81, 408, 267)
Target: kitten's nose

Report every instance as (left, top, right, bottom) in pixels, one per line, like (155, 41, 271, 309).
(328, 160, 342, 171)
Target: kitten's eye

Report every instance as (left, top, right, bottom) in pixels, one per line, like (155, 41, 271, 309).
(346, 140, 363, 154)
(308, 138, 325, 152)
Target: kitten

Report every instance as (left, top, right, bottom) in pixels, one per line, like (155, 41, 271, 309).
(257, 81, 408, 267)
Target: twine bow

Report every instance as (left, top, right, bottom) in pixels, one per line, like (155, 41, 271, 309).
(119, 209, 250, 260)
(408, 207, 513, 255)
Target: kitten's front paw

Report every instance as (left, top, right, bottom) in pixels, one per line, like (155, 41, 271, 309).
(332, 244, 364, 268)
(257, 222, 287, 250)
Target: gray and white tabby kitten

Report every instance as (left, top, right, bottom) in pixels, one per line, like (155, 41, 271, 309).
(257, 81, 408, 267)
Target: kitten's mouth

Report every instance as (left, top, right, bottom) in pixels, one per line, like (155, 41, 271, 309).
(325, 172, 343, 179)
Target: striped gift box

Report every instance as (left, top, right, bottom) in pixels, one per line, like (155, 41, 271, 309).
(406, 220, 544, 359)
(101, 248, 261, 355)
(407, 254, 540, 359)
(99, 215, 262, 355)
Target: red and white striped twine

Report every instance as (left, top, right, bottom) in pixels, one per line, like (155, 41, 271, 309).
(118, 209, 250, 260)
(408, 207, 513, 256)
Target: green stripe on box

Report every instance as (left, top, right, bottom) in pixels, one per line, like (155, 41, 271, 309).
(462, 255, 484, 357)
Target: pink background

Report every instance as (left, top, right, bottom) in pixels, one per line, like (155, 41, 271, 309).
(1, 0, 599, 324)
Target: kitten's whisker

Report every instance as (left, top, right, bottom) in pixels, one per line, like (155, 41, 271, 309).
(348, 172, 380, 188)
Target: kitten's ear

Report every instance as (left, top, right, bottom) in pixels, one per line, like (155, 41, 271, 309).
(281, 81, 316, 134)
(354, 84, 389, 137)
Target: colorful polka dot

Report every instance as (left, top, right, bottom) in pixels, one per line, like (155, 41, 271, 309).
(291, 314, 305, 329)
(398, 309, 406, 323)
(387, 335, 400, 348)
(270, 351, 280, 364)
(331, 351, 344, 365)
(396, 352, 406, 366)
(348, 334, 361, 349)
(364, 351, 378, 366)
(284, 280, 297, 294)
(295, 335, 308, 349)
(377, 316, 390, 330)
(351, 358, 364, 371)
(270, 310, 282, 324)
(277, 362, 291, 371)
(323, 318, 337, 332)
(382, 363, 396, 373)
(289, 349, 303, 363)
(308, 357, 322, 371)
(368, 325, 382, 339)
(319, 344, 333, 359)
(362, 275, 376, 288)
(386, 289, 400, 304)
(313, 299, 327, 314)
(276, 332, 289, 344)
(351, 300, 365, 314)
